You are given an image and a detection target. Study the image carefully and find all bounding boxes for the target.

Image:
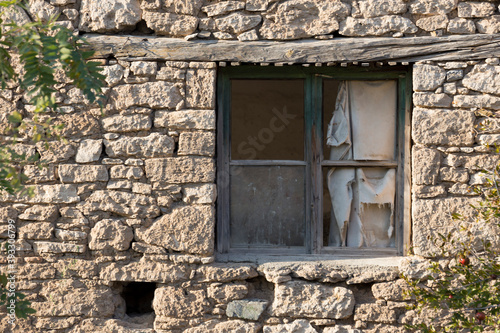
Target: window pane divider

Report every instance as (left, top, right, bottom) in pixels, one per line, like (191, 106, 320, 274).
(321, 160, 398, 167)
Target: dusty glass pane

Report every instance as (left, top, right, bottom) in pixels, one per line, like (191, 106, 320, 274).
(231, 79, 304, 160)
(323, 80, 397, 161)
(230, 166, 306, 248)
(323, 167, 396, 248)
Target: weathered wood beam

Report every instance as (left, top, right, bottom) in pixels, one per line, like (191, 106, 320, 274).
(83, 33, 500, 63)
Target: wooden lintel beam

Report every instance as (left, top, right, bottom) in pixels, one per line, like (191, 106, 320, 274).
(83, 33, 500, 63)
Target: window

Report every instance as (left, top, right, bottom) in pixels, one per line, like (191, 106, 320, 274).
(217, 66, 410, 257)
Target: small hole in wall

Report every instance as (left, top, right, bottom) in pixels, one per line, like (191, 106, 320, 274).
(121, 282, 156, 316)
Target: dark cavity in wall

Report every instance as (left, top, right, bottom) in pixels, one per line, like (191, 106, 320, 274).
(120, 281, 156, 316)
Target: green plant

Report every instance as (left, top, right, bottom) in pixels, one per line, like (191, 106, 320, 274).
(0, 0, 105, 195)
(404, 164, 500, 332)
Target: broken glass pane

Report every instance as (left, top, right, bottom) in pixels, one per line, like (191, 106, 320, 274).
(230, 166, 306, 248)
(231, 79, 304, 161)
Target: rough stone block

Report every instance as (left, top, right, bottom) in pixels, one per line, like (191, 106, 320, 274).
(18, 222, 53, 240)
(100, 261, 188, 283)
(260, 0, 349, 40)
(33, 242, 86, 254)
(75, 139, 102, 163)
(439, 167, 469, 183)
(447, 17, 476, 34)
(354, 304, 397, 323)
(197, 264, 259, 283)
(183, 184, 217, 204)
(453, 94, 500, 110)
(130, 61, 157, 76)
(2, 185, 80, 204)
(80, 190, 160, 218)
(37, 141, 76, 164)
(56, 113, 101, 139)
(112, 81, 183, 109)
(104, 133, 175, 158)
(339, 15, 417, 36)
(409, 0, 458, 14)
(136, 205, 215, 255)
(102, 64, 125, 87)
(186, 69, 216, 109)
(153, 286, 210, 318)
(271, 281, 355, 319)
(154, 110, 216, 130)
(89, 219, 134, 251)
(183, 319, 261, 333)
(79, 0, 141, 32)
(264, 320, 317, 333)
(355, 0, 407, 18)
(58, 164, 108, 183)
(178, 131, 215, 156)
(412, 146, 441, 185)
(101, 114, 152, 132)
(412, 108, 475, 146)
(458, 2, 496, 18)
(55, 229, 87, 242)
(462, 64, 500, 95)
(109, 165, 144, 179)
(477, 15, 500, 34)
(23, 165, 56, 183)
(143, 11, 199, 37)
(416, 14, 448, 31)
(413, 64, 446, 91)
(227, 299, 268, 321)
(208, 283, 248, 303)
(446, 69, 463, 81)
(413, 92, 452, 108)
(145, 156, 215, 183)
(215, 12, 262, 35)
(414, 185, 447, 198)
(372, 280, 411, 301)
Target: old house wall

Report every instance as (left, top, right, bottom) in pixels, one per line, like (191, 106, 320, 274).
(1, 0, 500, 332)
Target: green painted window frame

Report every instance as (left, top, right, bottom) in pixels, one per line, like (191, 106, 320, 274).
(217, 65, 412, 257)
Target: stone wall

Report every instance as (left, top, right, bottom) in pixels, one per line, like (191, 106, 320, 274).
(1, 1, 500, 333)
(14, 0, 500, 41)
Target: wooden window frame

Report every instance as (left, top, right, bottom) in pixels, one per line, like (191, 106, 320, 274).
(217, 65, 411, 258)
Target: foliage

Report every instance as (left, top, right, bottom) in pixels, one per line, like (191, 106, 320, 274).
(404, 164, 500, 332)
(0, 0, 105, 195)
(0, 272, 35, 319)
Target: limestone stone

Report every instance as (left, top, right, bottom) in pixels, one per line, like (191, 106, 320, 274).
(2, 185, 80, 204)
(412, 108, 475, 146)
(246, 0, 277, 11)
(447, 17, 476, 34)
(416, 14, 448, 31)
(132, 182, 152, 194)
(339, 16, 417, 36)
(227, 299, 269, 321)
(412, 146, 440, 186)
(238, 29, 259, 41)
(439, 167, 469, 183)
(446, 69, 463, 81)
(458, 2, 496, 18)
(469, 172, 489, 185)
(130, 61, 157, 76)
(208, 282, 248, 302)
(478, 134, 500, 145)
(79, 0, 141, 32)
(183, 319, 261, 333)
(57, 113, 101, 138)
(183, 184, 217, 204)
(58, 164, 108, 183)
(34, 317, 80, 330)
(186, 69, 216, 109)
(102, 114, 152, 132)
(413, 64, 446, 91)
(453, 94, 500, 110)
(216, 12, 262, 35)
(323, 326, 361, 333)
(197, 264, 259, 282)
(178, 131, 215, 156)
(448, 183, 477, 195)
(131, 242, 167, 254)
(107, 180, 132, 189)
(80, 190, 160, 218)
(477, 15, 500, 34)
(354, 304, 397, 323)
(399, 256, 432, 280)
(157, 66, 186, 80)
(89, 219, 134, 251)
(37, 141, 76, 164)
(0, 207, 17, 222)
(110, 165, 143, 179)
(162, 0, 204, 15)
(30, 159, 58, 180)
(443, 82, 457, 94)
(414, 185, 447, 199)
(143, 11, 199, 37)
(462, 65, 500, 95)
(102, 64, 125, 87)
(100, 261, 188, 283)
(27, 0, 60, 23)
(409, 0, 458, 14)
(153, 286, 210, 318)
(413, 92, 452, 108)
(346, 268, 399, 284)
(76, 139, 103, 163)
(36, 280, 115, 317)
(19, 222, 53, 240)
(155, 110, 216, 130)
(1, 4, 31, 26)
(264, 319, 317, 333)
(355, 0, 407, 18)
(271, 281, 355, 319)
(372, 280, 411, 301)
(104, 133, 175, 158)
(33, 242, 86, 254)
(112, 81, 183, 109)
(55, 229, 87, 242)
(260, 0, 350, 40)
(145, 156, 215, 183)
(412, 197, 479, 256)
(136, 205, 214, 255)
(202, 1, 245, 17)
